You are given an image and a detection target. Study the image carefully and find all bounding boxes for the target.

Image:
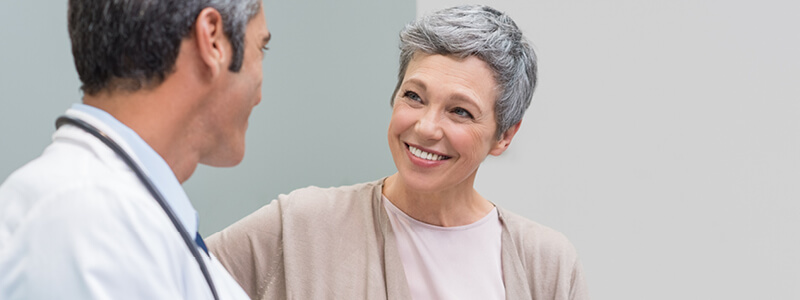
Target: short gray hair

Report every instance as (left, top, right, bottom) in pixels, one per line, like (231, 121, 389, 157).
(392, 5, 537, 138)
(68, 0, 262, 95)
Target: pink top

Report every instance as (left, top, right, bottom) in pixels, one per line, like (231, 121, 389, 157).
(382, 195, 505, 300)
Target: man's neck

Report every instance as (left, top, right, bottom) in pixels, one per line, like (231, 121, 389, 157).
(83, 86, 201, 183)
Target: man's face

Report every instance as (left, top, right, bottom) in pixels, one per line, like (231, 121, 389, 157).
(201, 8, 270, 167)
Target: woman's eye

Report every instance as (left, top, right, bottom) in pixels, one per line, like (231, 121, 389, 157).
(452, 107, 474, 119)
(403, 90, 422, 102)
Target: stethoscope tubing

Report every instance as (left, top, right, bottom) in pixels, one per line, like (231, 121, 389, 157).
(56, 116, 219, 300)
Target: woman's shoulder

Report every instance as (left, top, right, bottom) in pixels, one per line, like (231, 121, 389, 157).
(498, 208, 589, 299)
(280, 179, 382, 203)
(273, 178, 385, 218)
(497, 207, 579, 260)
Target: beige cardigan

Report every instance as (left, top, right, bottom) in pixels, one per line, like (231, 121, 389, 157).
(207, 179, 588, 299)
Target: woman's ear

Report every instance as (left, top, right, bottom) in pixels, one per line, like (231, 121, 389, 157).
(193, 7, 228, 78)
(489, 121, 521, 156)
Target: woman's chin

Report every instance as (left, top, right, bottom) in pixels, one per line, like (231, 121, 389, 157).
(396, 173, 448, 193)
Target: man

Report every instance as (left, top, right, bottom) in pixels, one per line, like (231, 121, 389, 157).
(0, 0, 269, 298)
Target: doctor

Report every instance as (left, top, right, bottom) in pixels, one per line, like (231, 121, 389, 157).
(0, 0, 269, 299)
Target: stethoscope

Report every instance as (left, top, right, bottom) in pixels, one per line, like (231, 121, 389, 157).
(56, 115, 220, 300)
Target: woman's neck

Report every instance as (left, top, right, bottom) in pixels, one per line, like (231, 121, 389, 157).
(382, 173, 495, 227)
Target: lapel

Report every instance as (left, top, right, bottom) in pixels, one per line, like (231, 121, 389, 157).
(497, 208, 533, 299)
(371, 180, 412, 300)
(371, 180, 532, 299)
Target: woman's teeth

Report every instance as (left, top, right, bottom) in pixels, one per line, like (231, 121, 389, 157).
(408, 145, 447, 161)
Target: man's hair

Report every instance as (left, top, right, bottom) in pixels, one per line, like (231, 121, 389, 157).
(68, 0, 262, 95)
(392, 5, 537, 138)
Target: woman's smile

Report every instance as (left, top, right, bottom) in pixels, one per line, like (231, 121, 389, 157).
(388, 53, 504, 192)
(405, 143, 451, 168)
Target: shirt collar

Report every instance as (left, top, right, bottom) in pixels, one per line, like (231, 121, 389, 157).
(70, 103, 199, 234)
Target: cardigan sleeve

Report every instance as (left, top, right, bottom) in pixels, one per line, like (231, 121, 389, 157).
(207, 198, 287, 300)
(569, 257, 589, 300)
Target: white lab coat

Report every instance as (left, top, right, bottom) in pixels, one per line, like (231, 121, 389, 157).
(0, 109, 248, 299)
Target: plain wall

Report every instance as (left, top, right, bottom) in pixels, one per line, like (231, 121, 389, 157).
(418, 0, 800, 299)
(185, 1, 414, 234)
(0, 1, 414, 233)
(3, 1, 799, 298)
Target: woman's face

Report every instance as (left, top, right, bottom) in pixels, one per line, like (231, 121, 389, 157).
(388, 52, 517, 193)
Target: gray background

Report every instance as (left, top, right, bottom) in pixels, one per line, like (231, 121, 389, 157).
(420, 0, 800, 299)
(2, 0, 799, 299)
(0, 0, 412, 233)
(185, 1, 412, 234)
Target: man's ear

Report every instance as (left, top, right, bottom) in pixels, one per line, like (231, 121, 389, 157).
(193, 8, 228, 78)
(489, 121, 522, 156)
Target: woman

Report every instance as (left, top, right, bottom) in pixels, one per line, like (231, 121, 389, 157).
(208, 5, 588, 300)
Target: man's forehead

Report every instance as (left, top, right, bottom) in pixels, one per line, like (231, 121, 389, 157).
(247, 9, 269, 42)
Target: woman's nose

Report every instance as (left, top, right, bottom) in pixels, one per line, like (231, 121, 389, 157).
(415, 108, 444, 141)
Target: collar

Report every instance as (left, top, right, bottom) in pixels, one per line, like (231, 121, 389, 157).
(370, 177, 531, 299)
(68, 103, 199, 235)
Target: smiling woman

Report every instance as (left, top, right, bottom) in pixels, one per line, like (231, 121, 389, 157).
(207, 5, 588, 300)
(386, 53, 506, 205)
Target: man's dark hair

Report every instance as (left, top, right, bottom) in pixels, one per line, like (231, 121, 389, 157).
(68, 0, 261, 95)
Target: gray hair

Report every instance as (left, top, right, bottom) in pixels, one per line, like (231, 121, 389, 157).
(391, 5, 537, 138)
(68, 0, 262, 95)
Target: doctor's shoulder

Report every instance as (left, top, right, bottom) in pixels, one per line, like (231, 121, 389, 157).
(0, 134, 155, 219)
(0, 141, 181, 250)
(0, 140, 193, 297)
